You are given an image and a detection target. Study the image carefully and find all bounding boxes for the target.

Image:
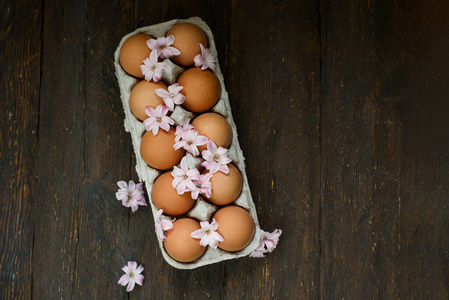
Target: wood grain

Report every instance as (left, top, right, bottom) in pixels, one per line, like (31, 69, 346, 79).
(0, 1, 41, 299)
(320, 0, 449, 298)
(1, 0, 449, 299)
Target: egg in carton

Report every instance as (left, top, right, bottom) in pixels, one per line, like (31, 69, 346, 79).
(114, 17, 261, 269)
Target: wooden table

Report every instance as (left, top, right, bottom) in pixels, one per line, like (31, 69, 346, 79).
(2, 0, 449, 299)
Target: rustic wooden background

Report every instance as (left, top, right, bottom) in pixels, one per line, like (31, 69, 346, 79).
(2, 0, 449, 299)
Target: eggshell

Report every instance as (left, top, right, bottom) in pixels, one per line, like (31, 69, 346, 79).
(214, 205, 255, 252)
(167, 23, 207, 67)
(140, 128, 185, 170)
(130, 80, 166, 121)
(192, 112, 232, 152)
(152, 172, 195, 216)
(178, 68, 220, 113)
(164, 218, 207, 262)
(205, 164, 242, 206)
(119, 33, 152, 78)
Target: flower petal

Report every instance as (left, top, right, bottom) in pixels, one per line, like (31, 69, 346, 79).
(117, 181, 128, 189)
(134, 274, 144, 286)
(118, 274, 130, 286)
(126, 279, 136, 292)
(191, 228, 205, 239)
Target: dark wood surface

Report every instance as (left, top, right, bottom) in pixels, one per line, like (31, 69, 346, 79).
(1, 0, 449, 299)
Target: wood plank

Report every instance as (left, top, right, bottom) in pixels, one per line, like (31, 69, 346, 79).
(70, 0, 137, 299)
(32, 1, 88, 298)
(222, 1, 321, 299)
(319, 0, 449, 298)
(0, 1, 42, 299)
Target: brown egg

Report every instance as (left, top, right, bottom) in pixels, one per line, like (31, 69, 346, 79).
(178, 68, 220, 113)
(152, 172, 195, 216)
(140, 128, 185, 170)
(213, 205, 255, 252)
(167, 23, 207, 67)
(130, 80, 166, 121)
(205, 164, 242, 206)
(164, 218, 207, 262)
(192, 113, 232, 152)
(119, 33, 153, 78)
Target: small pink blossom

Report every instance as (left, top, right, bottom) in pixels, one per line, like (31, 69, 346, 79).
(118, 261, 144, 292)
(201, 141, 232, 174)
(194, 43, 217, 72)
(249, 229, 282, 258)
(143, 105, 174, 135)
(140, 50, 167, 82)
(191, 218, 224, 249)
(115, 180, 146, 212)
(174, 129, 208, 157)
(191, 173, 213, 199)
(171, 156, 201, 195)
(175, 118, 194, 142)
(155, 83, 186, 111)
(154, 209, 175, 241)
(146, 35, 181, 60)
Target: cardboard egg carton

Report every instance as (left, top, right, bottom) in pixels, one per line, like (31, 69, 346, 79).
(114, 17, 261, 269)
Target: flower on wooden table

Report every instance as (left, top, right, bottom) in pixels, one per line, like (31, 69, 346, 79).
(194, 43, 217, 72)
(171, 156, 200, 194)
(191, 218, 224, 249)
(141, 50, 167, 82)
(118, 261, 144, 292)
(155, 83, 186, 112)
(249, 229, 282, 258)
(201, 140, 232, 174)
(146, 35, 181, 60)
(143, 105, 174, 135)
(154, 209, 175, 241)
(115, 180, 146, 212)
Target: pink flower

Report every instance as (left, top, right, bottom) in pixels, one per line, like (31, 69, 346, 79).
(175, 118, 194, 142)
(146, 35, 181, 60)
(115, 180, 147, 212)
(174, 129, 208, 157)
(191, 218, 224, 249)
(194, 43, 217, 72)
(191, 173, 213, 199)
(118, 261, 144, 292)
(140, 50, 168, 82)
(171, 156, 200, 194)
(249, 229, 282, 258)
(143, 105, 174, 135)
(201, 141, 232, 174)
(154, 209, 175, 241)
(155, 83, 186, 111)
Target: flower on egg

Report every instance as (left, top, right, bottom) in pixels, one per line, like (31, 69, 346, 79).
(175, 118, 195, 142)
(194, 43, 217, 72)
(191, 173, 213, 200)
(115, 180, 147, 212)
(146, 35, 181, 60)
(140, 50, 167, 82)
(143, 105, 174, 135)
(201, 140, 232, 174)
(171, 156, 201, 195)
(174, 129, 208, 157)
(118, 261, 144, 292)
(155, 83, 186, 112)
(249, 229, 282, 258)
(191, 218, 224, 249)
(154, 209, 175, 241)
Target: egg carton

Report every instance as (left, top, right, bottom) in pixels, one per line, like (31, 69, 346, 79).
(114, 17, 261, 269)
